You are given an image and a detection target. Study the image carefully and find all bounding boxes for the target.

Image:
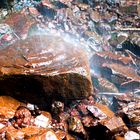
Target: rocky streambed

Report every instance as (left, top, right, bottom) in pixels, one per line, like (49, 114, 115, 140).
(0, 0, 140, 140)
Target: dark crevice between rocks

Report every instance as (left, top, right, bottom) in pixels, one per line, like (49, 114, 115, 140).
(85, 125, 114, 140)
(117, 41, 140, 57)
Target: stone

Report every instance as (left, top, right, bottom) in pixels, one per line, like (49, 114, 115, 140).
(90, 103, 128, 133)
(89, 10, 101, 22)
(124, 131, 140, 140)
(68, 116, 87, 138)
(113, 94, 140, 127)
(91, 75, 119, 93)
(4, 10, 36, 39)
(13, 106, 33, 128)
(5, 126, 25, 140)
(101, 63, 140, 91)
(0, 96, 22, 118)
(22, 127, 59, 140)
(0, 35, 93, 107)
(34, 114, 51, 128)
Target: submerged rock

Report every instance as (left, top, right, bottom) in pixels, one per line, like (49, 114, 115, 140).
(0, 96, 22, 118)
(0, 35, 92, 106)
(4, 11, 36, 39)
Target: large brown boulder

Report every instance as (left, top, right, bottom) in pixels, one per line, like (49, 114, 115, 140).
(0, 35, 92, 107)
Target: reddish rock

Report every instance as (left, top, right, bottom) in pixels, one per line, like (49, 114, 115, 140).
(41, 111, 52, 123)
(82, 116, 98, 127)
(0, 96, 22, 118)
(113, 94, 140, 128)
(14, 106, 33, 128)
(89, 10, 101, 22)
(22, 127, 59, 140)
(4, 10, 35, 39)
(77, 3, 90, 10)
(5, 126, 25, 140)
(55, 130, 76, 140)
(101, 63, 140, 91)
(114, 136, 125, 140)
(65, 134, 76, 140)
(51, 101, 64, 115)
(89, 103, 128, 134)
(100, 116, 128, 133)
(68, 116, 87, 138)
(55, 130, 66, 139)
(0, 35, 93, 106)
(91, 51, 133, 67)
(102, 63, 140, 82)
(91, 75, 119, 93)
(76, 102, 89, 115)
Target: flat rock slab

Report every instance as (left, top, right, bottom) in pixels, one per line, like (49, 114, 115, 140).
(0, 35, 92, 106)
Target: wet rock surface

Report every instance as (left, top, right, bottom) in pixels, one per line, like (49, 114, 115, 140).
(0, 35, 92, 104)
(0, 0, 140, 140)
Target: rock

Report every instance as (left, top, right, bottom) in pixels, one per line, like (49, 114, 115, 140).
(51, 101, 64, 115)
(82, 115, 98, 127)
(124, 131, 140, 140)
(6, 125, 60, 140)
(13, 106, 33, 128)
(0, 96, 22, 118)
(113, 94, 140, 128)
(129, 33, 140, 47)
(114, 136, 125, 140)
(119, 4, 138, 15)
(68, 116, 87, 138)
(0, 23, 18, 47)
(41, 111, 52, 123)
(26, 103, 41, 116)
(96, 22, 111, 38)
(110, 32, 128, 47)
(34, 114, 51, 128)
(2, 119, 59, 139)
(95, 94, 111, 106)
(41, 0, 54, 9)
(77, 3, 90, 10)
(91, 75, 119, 93)
(0, 35, 92, 107)
(52, 117, 69, 132)
(84, 31, 103, 52)
(55, 130, 66, 139)
(100, 115, 128, 133)
(138, 3, 140, 16)
(112, 93, 140, 109)
(92, 51, 132, 66)
(87, 104, 108, 120)
(22, 127, 59, 140)
(4, 10, 36, 39)
(101, 63, 140, 91)
(90, 103, 128, 133)
(5, 126, 25, 140)
(0, 9, 8, 19)
(89, 10, 101, 22)
(55, 130, 76, 140)
(65, 133, 76, 140)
